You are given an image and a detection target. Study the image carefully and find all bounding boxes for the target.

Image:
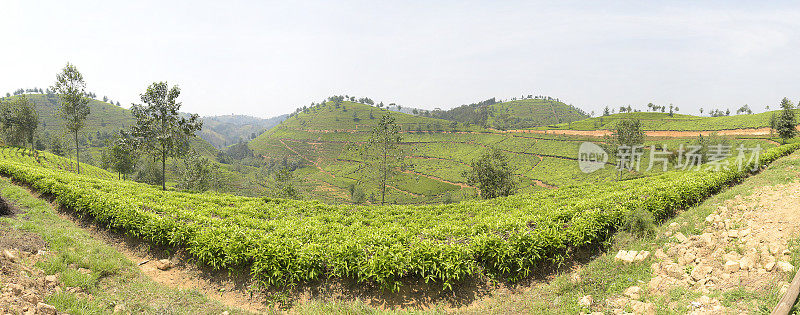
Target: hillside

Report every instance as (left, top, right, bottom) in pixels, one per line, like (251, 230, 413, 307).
(427, 97, 589, 129)
(198, 114, 287, 148)
(250, 100, 776, 205)
(0, 93, 133, 144)
(487, 98, 589, 129)
(546, 111, 798, 131)
(0, 141, 796, 310)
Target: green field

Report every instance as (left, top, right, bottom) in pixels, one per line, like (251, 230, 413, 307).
(1, 142, 795, 292)
(545, 111, 797, 131)
(487, 98, 589, 129)
(250, 100, 779, 204)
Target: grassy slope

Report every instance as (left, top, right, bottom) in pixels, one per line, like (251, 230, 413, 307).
(250, 101, 777, 205)
(487, 99, 589, 128)
(546, 110, 800, 131)
(1, 93, 223, 175)
(0, 93, 133, 140)
(250, 101, 471, 204)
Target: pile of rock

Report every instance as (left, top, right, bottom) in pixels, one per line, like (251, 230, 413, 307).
(0, 247, 59, 314)
(647, 201, 796, 311)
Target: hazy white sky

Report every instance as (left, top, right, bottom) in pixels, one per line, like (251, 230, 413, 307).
(2, 0, 800, 118)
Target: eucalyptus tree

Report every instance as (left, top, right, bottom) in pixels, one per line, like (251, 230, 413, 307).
(51, 63, 90, 173)
(0, 95, 38, 151)
(130, 82, 202, 190)
(777, 97, 797, 144)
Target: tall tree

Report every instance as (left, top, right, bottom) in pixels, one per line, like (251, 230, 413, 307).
(130, 82, 202, 190)
(101, 132, 137, 180)
(463, 148, 516, 199)
(0, 96, 38, 151)
(353, 114, 407, 205)
(51, 63, 90, 173)
(777, 97, 797, 144)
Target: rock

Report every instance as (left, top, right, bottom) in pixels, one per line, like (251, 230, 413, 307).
(221, 312, 230, 315)
(765, 261, 776, 272)
(739, 256, 755, 271)
(114, 303, 127, 313)
(2, 249, 17, 262)
(664, 263, 685, 278)
(634, 251, 650, 262)
(739, 228, 751, 238)
(654, 248, 668, 260)
(579, 295, 593, 307)
(36, 303, 57, 315)
(675, 232, 688, 243)
(615, 250, 637, 264)
(722, 252, 741, 262)
(624, 286, 642, 300)
(690, 265, 712, 281)
(778, 261, 794, 273)
(669, 222, 680, 230)
(679, 251, 696, 266)
(7, 283, 23, 296)
(724, 261, 740, 273)
(629, 300, 656, 315)
(727, 230, 739, 238)
(78, 267, 91, 274)
(770, 243, 781, 255)
(44, 275, 57, 285)
(23, 293, 39, 305)
(651, 262, 661, 274)
(700, 233, 713, 247)
(155, 259, 173, 271)
(649, 275, 665, 293)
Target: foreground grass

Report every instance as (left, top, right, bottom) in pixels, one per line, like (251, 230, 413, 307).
(0, 177, 247, 314)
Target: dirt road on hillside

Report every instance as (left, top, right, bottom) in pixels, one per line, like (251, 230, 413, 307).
(512, 127, 780, 137)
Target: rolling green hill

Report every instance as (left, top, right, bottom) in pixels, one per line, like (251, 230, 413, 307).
(250, 99, 775, 205)
(427, 97, 589, 129)
(0, 93, 133, 144)
(546, 111, 797, 131)
(487, 98, 589, 129)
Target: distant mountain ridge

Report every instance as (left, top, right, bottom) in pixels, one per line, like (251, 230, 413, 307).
(198, 114, 287, 148)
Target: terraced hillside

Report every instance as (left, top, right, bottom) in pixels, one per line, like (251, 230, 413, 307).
(545, 111, 799, 131)
(250, 101, 776, 205)
(428, 97, 589, 130)
(0, 93, 133, 142)
(1, 142, 796, 295)
(487, 98, 589, 129)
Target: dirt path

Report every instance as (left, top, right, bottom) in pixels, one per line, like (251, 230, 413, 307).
(401, 169, 474, 189)
(50, 201, 270, 313)
(286, 125, 788, 139)
(514, 127, 784, 138)
(278, 139, 339, 180)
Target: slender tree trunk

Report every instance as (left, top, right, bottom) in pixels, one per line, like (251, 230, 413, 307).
(161, 147, 166, 191)
(74, 131, 80, 174)
(381, 138, 388, 205)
